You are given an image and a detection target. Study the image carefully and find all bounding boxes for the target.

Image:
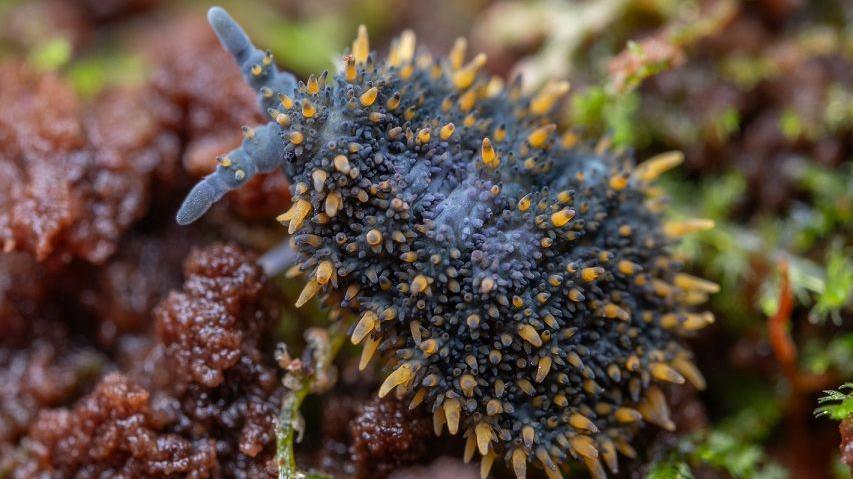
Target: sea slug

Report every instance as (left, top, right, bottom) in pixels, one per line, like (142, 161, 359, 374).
(178, 7, 717, 478)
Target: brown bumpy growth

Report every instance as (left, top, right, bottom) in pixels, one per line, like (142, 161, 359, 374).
(19, 373, 217, 478)
(0, 64, 152, 263)
(0, 51, 181, 266)
(155, 243, 266, 387)
(0, 337, 104, 468)
(149, 243, 281, 474)
(0, 10, 289, 476)
(349, 398, 433, 479)
(9, 243, 282, 477)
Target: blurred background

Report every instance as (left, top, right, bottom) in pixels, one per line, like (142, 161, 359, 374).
(0, 0, 850, 478)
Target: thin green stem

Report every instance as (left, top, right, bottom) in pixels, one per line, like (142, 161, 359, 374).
(276, 323, 347, 479)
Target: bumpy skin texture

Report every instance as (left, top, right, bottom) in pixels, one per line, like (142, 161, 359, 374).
(179, 8, 714, 478)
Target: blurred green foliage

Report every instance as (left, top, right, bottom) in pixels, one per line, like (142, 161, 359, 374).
(27, 37, 72, 71)
(811, 245, 853, 323)
(803, 333, 853, 376)
(67, 52, 146, 98)
(816, 383, 853, 421)
(648, 385, 788, 479)
(825, 83, 853, 133)
(220, 0, 393, 76)
(794, 164, 852, 251)
(778, 109, 804, 141)
(570, 86, 644, 148)
(832, 457, 853, 479)
(720, 54, 778, 89)
(693, 432, 787, 479)
(648, 456, 694, 479)
(661, 161, 852, 328)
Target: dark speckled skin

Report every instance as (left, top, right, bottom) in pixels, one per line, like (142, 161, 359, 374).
(178, 8, 708, 478)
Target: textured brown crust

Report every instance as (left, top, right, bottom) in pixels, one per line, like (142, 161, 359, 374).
(19, 373, 217, 478)
(155, 243, 266, 387)
(350, 398, 433, 479)
(0, 64, 172, 264)
(0, 337, 104, 468)
(7, 243, 282, 477)
(146, 243, 281, 475)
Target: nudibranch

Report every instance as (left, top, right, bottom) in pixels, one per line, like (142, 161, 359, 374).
(178, 7, 717, 478)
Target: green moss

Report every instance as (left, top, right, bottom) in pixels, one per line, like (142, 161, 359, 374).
(647, 385, 787, 479)
(616, 40, 679, 93)
(570, 85, 644, 147)
(253, 17, 340, 75)
(708, 106, 741, 144)
(778, 108, 803, 140)
(831, 455, 853, 479)
(570, 86, 609, 130)
(824, 83, 853, 133)
(794, 164, 852, 251)
(720, 55, 778, 89)
(815, 384, 853, 421)
(804, 333, 853, 377)
(647, 456, 694, 479)
(220, 0, 395, 76)
(27, 37, 72, 72)
(812, 244, 853, 322)
(665, 172, 749, 296)
(67, 53, 146, 98)
(695, 388, 787, 477)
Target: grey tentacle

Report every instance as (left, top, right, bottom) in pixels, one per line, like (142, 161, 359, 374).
(207, 6, 253, 64)
(207, 6, 296, 108)
(176, 122, 287, 225)
(176, 173, 231, 225)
